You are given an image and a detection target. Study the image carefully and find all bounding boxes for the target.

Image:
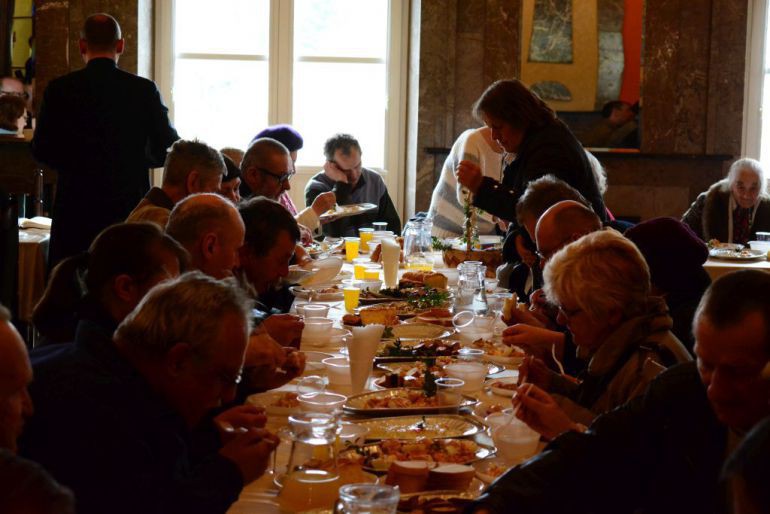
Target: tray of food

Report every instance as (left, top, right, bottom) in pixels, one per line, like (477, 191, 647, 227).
(375, 359, 503, 389)
(353, 415, 484, 441)
(469, 338, 526, 366)
(397, 490, 477, 513)
(343, 388, 477, 416)
(374, 339, 463, 364)
(319, 203, 378, 221)
(339, 438, 494, 473)
(289, 283, 345, 301)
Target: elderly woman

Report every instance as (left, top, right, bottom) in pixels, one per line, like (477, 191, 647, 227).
(682, 158, 770, 244)
(456, 80, 607, 273)
(513, 229, 691, 440)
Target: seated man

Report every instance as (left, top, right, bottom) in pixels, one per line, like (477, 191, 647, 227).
(0, 305, 34, 454)
(581, 100, 638, 148)
(305, 133, 401, 237)
(166, 194, 304, 390)
(470, 269, 770, 514)
(20, 273, 280, 514)
(240, 137, 335, 245)
(0, 95, 27, 137)
(127, 139, 225, 227)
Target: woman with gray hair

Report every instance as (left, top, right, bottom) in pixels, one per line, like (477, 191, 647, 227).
(682, 157, 770, 244)
(512, 229, 691, 440)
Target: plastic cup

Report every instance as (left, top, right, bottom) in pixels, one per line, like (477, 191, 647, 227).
(353, 257, 369, 279)
(436, 377, 465, 406)
(337, 483, 400, 514)
(296, 303, 329, 318)
(345, 237, 361, 262)
(492, 419, 540, 464)
(359, 228, 374, 252)
(372, 222, 388, 232)
(445, 361, 488, 392)
(344, 287, 361, 313)
(363, 264, 382, 280)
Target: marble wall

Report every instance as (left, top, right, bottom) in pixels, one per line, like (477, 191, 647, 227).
(34, 0, 150, 111)
(408, 0, 749, 220)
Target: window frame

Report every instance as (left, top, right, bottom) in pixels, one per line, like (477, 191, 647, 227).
(743, 0, 769, 160)
(154, 0, 408, 217)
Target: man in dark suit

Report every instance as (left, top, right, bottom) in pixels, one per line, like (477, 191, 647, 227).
(32, 13, 179, 270)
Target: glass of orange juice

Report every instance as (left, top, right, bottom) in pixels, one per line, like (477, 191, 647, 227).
(353, 257, 369, 279)
(343, 287, 361, 313)
(359, 228, 374, 252)
(363, 263, 382, 280)
(344, 237, 360, 262)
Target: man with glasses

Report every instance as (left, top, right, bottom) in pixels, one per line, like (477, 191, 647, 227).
(20, 273, 279, 514)
(306, 133, 401, 237)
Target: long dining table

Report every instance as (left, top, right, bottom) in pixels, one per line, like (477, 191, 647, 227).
(227, 251, 518, 513)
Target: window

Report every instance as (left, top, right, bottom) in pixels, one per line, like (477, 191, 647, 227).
(156, 0, 407, 212)
(744, 0, 769, 165)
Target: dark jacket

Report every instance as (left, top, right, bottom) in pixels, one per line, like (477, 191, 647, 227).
(32, 58, 179, 269)
(468, 363, 728, 514)
(682, 178, 770, 244)
(20, 318, 242, 514)
(472, 120, 606, 263)
(305, 167, 401, 237)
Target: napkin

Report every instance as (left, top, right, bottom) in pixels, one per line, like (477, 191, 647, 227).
(348, 324, 385, 394)
(380, 238, 401, 288)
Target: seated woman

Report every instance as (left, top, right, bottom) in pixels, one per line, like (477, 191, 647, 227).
(428, 126, 507, 238)
(32, 222, 187, 345)
(682, 157, 770, 244)
(513, 229, 691, 440)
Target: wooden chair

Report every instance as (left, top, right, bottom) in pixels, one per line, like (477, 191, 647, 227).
(0, 138, 49, 217)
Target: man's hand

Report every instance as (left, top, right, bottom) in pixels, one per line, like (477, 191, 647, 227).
(456, 160, 484, 194)
(218, 427, 280, 484)
(282, 348, 306, 382)
(214, 405, 267, 443)
(311, 191, 337, 216)
(293, 245, 313, 269)
(323, 161, 348, 183)
(512, 383, 579, 440)
(298, 224, 314, 246)
(263, 314, 304, 348)
(503, 324, 564, 362)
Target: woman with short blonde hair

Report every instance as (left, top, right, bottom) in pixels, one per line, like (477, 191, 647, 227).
(513, 229, 691, 440)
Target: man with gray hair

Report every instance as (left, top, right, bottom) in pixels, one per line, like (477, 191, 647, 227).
(20, 272, 279, 514)
(127, 139, 226, 227)
(0, 305, 33, 454)
(166, 193, 245, 280)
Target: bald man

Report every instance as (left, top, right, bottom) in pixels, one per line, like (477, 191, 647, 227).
(0, 306, 33, 453)
(33, 13, 179, 271)
(535, 200, 603, 267)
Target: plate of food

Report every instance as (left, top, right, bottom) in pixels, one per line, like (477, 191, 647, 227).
(385, 323, 453, 341)
(470, 339, 525, 367)
(299, 257, 344, 286)
(412, 307, 455, 327)
(339, 438, 494, 473)
(708, 247, 767, 261)
(375, 359, 503, 389)
(353, 415, 484, 441)
(707, 239, 743, 251)
(289, 283, 344, 301)
(486, 376, 519, 397)
(246, 391, 300, 416)
(375, 339, 463, 364)
(343, 388, 477, 416)
(397, 490, 478, 513)
(319, 203, 378, 222)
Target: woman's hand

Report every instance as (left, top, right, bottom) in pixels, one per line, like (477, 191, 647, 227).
(503, 324, 564, 362)
(517, 354, 557, 391)
(512, 383, 580, 440)
(456, 160, 484, 194)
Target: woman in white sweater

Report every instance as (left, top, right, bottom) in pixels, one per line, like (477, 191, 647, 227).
(428, 127, 508, 238)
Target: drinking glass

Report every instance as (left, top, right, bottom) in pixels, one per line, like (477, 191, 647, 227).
(343, 287, 361, 313)
(345, 237, 361, 262)
(336, 483, 400, 514)
(363, 263, 382, 280)
(359, 228, 374, 252)
(372, 221, 388, 231)
(435, 377, 465, 406)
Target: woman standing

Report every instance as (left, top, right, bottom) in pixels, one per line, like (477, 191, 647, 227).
(457, 80, 606, 265)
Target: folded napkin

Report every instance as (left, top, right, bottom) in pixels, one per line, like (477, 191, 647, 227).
(18, 216, 52, 230)
(348, 324, 385, 394)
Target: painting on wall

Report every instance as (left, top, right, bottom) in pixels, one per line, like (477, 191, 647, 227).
(528, 0, 573, 64)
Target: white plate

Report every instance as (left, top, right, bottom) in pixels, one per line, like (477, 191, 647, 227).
(286, 265, 318, 285)
(246, 391, 299, 416)
(385, 323, 454, 340)
(709, 248, 767, 261)
(486, 376, 519, 397)
(319, 203, 378, 221)
(302, 257, 344, 286)
(301, 327, 351, 349)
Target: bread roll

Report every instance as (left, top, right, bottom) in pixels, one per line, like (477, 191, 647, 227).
(385, 460, 432, 493)
(426, 464, 475, 491)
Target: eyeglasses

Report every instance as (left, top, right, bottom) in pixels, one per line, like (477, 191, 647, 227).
(256, 167, 295, 184)
(216, 368, 243, 388)
(556, 304, 583, 320)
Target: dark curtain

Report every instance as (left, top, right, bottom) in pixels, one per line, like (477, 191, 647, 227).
(0, 0, 15, 77)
